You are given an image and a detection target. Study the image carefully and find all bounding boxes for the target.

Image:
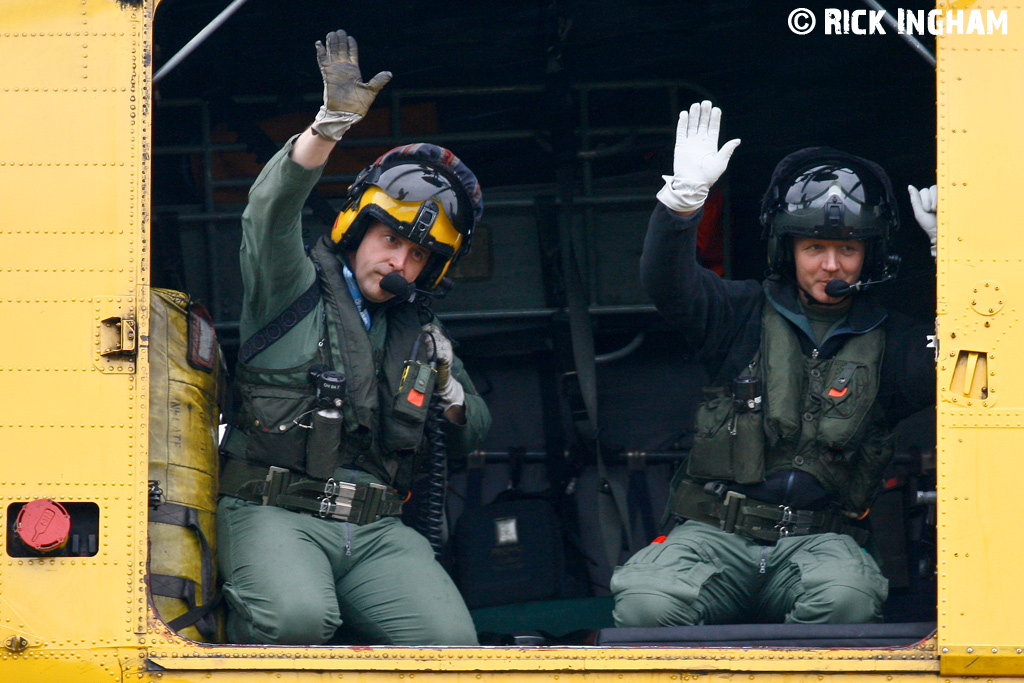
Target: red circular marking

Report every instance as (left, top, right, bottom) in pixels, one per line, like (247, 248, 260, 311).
(16, 499, 71, 552)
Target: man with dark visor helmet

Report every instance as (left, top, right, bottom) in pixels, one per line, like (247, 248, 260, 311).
(611, 101, 937, 628)
(761, 149, 900, 305)
(217, 29, 490, 647)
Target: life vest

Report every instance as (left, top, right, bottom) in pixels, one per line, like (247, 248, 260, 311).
(685, 299, 894, 512)
(223, 237, 435, 492)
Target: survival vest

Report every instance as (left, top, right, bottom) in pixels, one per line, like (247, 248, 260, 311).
(222, 237, 436, 493)
(684, 298, 894, 513)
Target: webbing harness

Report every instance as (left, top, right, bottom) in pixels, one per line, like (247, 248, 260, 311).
(220, 458, 404, 525)
(668, 479, 869, 546)
(237, 280, 320, 364)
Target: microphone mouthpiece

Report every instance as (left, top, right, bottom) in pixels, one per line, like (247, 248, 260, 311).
(824, 279, 856, 298)
(380, 272, 414, 298)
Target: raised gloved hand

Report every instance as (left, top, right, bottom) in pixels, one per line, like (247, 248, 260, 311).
(657, 100, 741, 213)
(311, 30, 392, 141)
(908, 184, 938, 258)
(421, 323, 465, 411)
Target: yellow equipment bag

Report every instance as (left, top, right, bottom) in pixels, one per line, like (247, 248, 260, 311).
(147, 288, 225, 642)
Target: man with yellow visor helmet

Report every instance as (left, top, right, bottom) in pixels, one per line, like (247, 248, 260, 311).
(332, 142, 482, 293)
(217, 29, 490, 648)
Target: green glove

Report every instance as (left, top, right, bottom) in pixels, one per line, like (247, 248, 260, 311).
(311, 30, 392, 141)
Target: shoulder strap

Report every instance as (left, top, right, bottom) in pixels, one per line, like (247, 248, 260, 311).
(237, 280, 320, 364)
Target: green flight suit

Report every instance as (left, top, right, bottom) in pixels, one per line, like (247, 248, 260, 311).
(218, 136, 489, 646)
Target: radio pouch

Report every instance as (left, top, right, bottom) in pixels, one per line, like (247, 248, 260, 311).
(686, 386, 766, 485)
(393, 360, 436, 422)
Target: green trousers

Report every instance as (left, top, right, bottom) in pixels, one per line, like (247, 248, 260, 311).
(217, 496, 479, 645)
(610, 520, 887, 626)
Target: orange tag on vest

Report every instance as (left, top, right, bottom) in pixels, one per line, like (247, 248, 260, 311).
(407, 389, 425, 407)
(828, 386, 848, 398)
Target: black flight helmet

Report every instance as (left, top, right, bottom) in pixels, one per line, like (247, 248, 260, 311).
(760, 147, 899, 284)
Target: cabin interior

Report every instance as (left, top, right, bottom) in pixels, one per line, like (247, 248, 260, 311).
(145, 0, 939, 646)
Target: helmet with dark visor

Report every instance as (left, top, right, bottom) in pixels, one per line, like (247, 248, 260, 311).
(773, 163, 891, 240)
(761, 147, 899, 282)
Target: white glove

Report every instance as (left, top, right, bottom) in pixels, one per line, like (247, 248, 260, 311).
(908, 184, 938, 258)
(657, 100, 741, 213)
(311, 30, 392, 141)
(421, 323, 465, 410)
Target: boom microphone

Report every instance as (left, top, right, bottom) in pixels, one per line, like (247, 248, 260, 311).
(823, 273, 897, 298)
(823, 279, 859, 298)
(380, 272, 415, 298)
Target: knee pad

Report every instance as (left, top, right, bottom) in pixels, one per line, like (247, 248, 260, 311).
(611, 564, 708, 627)
(814, 582, 885, 623)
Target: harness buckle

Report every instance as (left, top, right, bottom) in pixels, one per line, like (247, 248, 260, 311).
(262, 466, 290, 506)
(775, 505, 794, 539)
(721, 490, 746, 533)
(318, 497, 336, 518)
(317, 478, 358, 520)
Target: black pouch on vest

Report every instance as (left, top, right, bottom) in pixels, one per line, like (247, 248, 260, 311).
(241, 386, 315, 471)
(305, 410, 344, 479)
(687, 386, 766, 485)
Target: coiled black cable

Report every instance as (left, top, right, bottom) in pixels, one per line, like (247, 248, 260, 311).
(380, 272, 450, 557)
(417, 395, 448, 556)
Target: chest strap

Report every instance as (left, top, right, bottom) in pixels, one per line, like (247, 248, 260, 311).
(220, 459, 404, 525)
(668, 479, 868, 545)
(237, 280, 321, 365)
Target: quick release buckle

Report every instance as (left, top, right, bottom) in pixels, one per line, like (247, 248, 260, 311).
(317, 478, 358, 520)
(775, 505, 794, 539)
(262, 466, 290, 506)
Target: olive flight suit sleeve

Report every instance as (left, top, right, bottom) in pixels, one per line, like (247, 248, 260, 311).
(640, 203, 763, 359)
(238, 135, 324, 344)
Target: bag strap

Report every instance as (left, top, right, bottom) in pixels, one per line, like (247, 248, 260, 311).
(463, 450, 486, 511)
(150, 574, 221, 639)
(149, 501, 218, 639)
